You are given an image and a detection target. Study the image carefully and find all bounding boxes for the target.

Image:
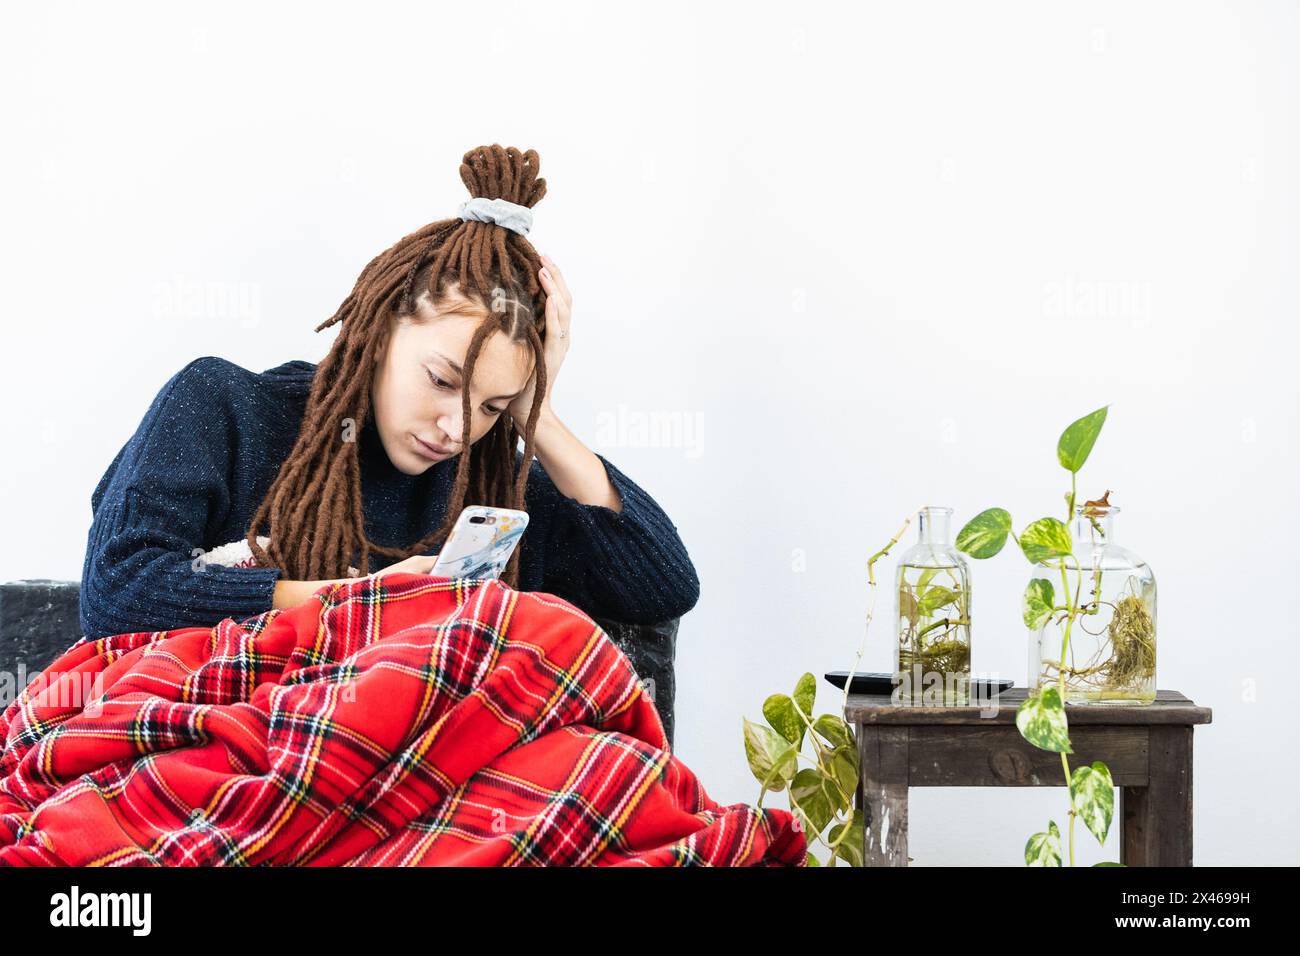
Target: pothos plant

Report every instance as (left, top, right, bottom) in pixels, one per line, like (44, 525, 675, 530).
(742, 516, 918, 866)
(740, 409, 1129, 866)
(954, 404, 1126, 867)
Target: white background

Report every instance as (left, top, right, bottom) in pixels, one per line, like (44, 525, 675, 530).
(2, 0, 1296, 865)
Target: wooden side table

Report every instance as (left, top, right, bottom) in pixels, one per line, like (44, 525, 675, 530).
(844, 688, 1213, 866)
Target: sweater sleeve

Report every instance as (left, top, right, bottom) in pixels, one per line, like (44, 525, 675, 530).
(78, 358, 284, 639)
(529, 452, 700, 626)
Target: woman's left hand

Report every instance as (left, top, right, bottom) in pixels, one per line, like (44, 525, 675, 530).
(508, 254, 572, 430)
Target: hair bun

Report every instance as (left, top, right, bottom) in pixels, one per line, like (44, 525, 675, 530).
(459, 144, 547, 209)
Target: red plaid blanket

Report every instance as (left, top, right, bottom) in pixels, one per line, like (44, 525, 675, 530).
(0, 573, 806, 866)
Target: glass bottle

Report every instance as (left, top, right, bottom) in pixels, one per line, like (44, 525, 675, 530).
(894, 506, 972, 705)
(1029, 503, 1157, 705)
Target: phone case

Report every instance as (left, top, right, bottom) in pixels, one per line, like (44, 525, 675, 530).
(430, 505, 529, 581)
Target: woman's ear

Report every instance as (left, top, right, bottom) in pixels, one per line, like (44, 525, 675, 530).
(373, 316, 394, 366)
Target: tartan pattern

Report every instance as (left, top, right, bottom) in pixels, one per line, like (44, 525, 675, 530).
(0, 573, 806, 866)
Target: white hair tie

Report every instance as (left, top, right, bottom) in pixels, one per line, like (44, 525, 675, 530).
(457, 196, 534, 237)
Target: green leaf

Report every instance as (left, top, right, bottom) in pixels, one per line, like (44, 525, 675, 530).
(918, 585, 959, 616)
(1070, 761, 1115, 845)
(762, 694, 801, 746)
(1015, 687, 1073, 753)
(898, 585, 918, 624)
(743, 717, 798, 791)
(827, 809, 865, 868)
(812, 713, 855, 751)
(804, 851, 821, 867)
(1019, 517, 1073, 564)
(790, 769, 838, 834)
(1025, 820, 1062, 866)
(914, 568, 938, 594)
(1093, 861, 1126, 867)
(956, 508, 1012, 559)
(1057, 406, 1109, 473)
(828, 745, 860, 807)
(792, 673, 816, 730)
(1022, 578, 1056, 630)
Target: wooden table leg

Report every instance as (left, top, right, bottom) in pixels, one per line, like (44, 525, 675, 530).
(1121, 725, 1193, 866)
(858, 725, 909, 866)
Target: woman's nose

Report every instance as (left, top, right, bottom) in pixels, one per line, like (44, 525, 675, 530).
(438, 409, 466, 445)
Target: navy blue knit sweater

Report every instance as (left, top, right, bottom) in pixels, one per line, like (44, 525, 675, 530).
(79, 356, 701, 638)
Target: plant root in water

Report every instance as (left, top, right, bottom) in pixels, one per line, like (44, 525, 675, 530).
(899, 638, 970, 675)
(1103, 593, 1155, 690)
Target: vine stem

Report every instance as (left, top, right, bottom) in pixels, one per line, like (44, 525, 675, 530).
(841, 512, 918, 718)
(758, 694, 854, 860)
(1056, 556, 1077, 867)
(812, 509, 920, 865)
(915, 616, 970, 641)
(791, 695, 859, 863)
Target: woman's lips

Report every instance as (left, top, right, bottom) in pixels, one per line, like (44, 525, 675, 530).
(412, 435, 453, 460)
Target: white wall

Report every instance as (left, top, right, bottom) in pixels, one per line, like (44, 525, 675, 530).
(1, 0, 1295, 865)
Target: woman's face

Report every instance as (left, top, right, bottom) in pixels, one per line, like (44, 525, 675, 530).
(371, 287, 534, 475)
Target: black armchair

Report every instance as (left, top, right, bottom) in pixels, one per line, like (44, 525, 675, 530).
(0, 579, 679, 748)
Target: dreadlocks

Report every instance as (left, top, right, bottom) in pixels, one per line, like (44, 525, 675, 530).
(244, 144, 549, 589)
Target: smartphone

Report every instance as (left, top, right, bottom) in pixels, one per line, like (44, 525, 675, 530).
(430, 505, 529, 581)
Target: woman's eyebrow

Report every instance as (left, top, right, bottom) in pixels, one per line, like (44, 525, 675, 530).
(429, 350, 525, 402)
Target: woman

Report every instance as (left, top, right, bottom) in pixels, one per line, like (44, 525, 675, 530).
(78, 144, 700, 639)
(14, 146, 802, 868)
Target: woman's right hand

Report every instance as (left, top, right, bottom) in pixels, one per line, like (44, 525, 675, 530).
(273, 554, 440, 611)
(368, 553, 441, 581)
